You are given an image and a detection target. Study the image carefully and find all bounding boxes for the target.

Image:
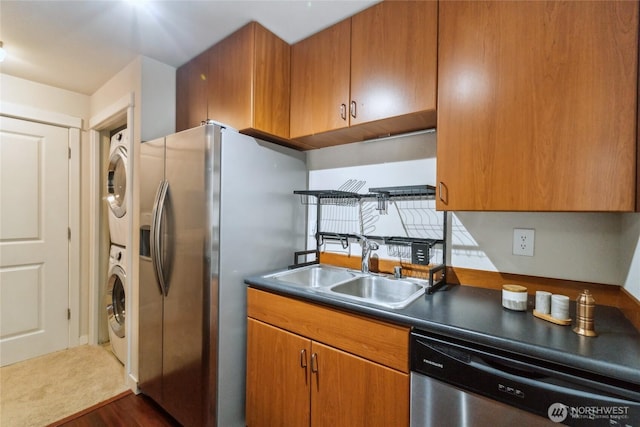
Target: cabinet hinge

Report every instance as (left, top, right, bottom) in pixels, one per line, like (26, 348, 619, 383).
(68, 227, 71, 240)
(67, 308, 71, 320)
(68, 147, 71, 159)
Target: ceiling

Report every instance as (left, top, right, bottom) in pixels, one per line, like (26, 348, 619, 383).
(0, 0, 379, 95)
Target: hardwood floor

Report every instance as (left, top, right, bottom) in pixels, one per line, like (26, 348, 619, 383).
(48, 391, 180, 427)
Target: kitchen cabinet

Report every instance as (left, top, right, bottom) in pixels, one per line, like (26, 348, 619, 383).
(175, 51, 208, 132)
(436, 1, 639, 211)
(176, 22, 300, 147)
(289, 18, 351, 141)
(290, 0, 437, 148)
(246, 288, 409, 427)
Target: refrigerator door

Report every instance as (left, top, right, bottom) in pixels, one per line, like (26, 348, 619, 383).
(162, 125, 216, 427)
(138, 137, 166, 406)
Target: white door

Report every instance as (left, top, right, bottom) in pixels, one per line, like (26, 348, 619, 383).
(0, 116, 70, 366)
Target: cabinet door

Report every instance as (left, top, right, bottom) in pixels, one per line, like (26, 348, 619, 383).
(246, 318, 311, 427)
(207, 23, 254, 132)
(290, 18, 351, 139)
(350, 1, 437, 126)
(207, 22, 290, 141)
(176, 51, 209, 132)
(310, 341, 409, 427)
(252, 23, 291, 139)
(437, 1, 638, 211)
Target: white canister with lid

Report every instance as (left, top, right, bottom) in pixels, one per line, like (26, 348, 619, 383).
(502, 284, 528, 311)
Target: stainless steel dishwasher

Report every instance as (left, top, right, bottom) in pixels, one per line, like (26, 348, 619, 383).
(410, 330, 640, 427)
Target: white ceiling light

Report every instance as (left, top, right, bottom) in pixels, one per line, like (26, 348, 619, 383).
(0, 42, 6, 62)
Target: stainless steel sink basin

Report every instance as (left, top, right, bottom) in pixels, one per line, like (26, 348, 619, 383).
(264, 265, 426, 309)
(267, 265, 359, 288)
(326, 275, 426, 309)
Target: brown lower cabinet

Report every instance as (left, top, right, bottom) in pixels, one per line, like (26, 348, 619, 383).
(246, 288, 410, 427)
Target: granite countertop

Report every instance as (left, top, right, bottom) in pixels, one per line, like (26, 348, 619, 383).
(245, 271, 640, 387)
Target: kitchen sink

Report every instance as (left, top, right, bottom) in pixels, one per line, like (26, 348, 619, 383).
(326, 275, 426, 309)
(267, 264, 359, 288)
(264, 264, 426, 309)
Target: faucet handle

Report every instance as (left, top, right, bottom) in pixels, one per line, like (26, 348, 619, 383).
(393, 266, 402, 279)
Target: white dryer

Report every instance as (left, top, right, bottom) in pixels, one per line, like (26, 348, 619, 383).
(106, 244, 127, 364)
(107, 129, 128, 247)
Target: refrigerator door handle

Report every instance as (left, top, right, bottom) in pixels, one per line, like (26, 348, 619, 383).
(151, 179, 169, 296)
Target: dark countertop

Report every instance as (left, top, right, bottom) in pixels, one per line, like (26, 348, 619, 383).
(245, 271, 640, 387)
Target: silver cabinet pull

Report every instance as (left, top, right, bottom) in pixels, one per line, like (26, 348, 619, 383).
(340, 103, 347, 121)
(310, 352, 318, 374)
(300, 349, 308, 384)
(350, 101, 357, 119)
(300, 349, 307, 368)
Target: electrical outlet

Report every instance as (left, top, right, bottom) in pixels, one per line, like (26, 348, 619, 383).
(513, 228, 535, 256)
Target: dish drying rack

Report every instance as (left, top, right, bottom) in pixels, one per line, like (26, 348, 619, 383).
(293, 184, 447, 294)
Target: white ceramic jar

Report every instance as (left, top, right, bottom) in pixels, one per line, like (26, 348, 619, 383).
(502, 284, 528, 311)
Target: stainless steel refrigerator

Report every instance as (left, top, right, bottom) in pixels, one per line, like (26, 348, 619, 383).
(138, 123, 306, 426)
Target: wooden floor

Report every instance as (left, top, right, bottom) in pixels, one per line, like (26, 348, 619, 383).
(48, 391, 180, 427)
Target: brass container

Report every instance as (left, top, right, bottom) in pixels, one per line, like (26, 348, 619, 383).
(573, 289, 597, 337)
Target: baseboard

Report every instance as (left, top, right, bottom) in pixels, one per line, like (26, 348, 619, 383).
(127, 373, 138, 393)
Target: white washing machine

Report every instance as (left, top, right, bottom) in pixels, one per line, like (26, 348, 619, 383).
(106, 244, 127, 364)
(107, 128, 128, 247)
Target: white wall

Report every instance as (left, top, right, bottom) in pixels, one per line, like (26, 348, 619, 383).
(140, 57, 176, 142)
(1, 74, 90, 119)
(91, 56, 175, 141)
(0, 73, 92, 339)
(306, 131, 639, 300)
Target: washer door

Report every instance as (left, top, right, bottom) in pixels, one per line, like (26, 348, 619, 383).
(107, 146, 127, 218)
(106, 265, 126, 338)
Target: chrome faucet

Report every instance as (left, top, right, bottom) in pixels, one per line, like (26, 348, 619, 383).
(354, 234, 379, 273)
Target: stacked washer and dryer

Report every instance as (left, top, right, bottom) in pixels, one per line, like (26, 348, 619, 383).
(105, 128, 128, 364)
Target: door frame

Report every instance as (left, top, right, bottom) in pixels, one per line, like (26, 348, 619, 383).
(0, 101, 82, 349)
(88, 93, 134, 388)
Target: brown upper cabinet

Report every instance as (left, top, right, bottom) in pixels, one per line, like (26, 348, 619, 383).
(290, 0, 438, 148)
(176, 53, 208, 132)
(176, 22, 297, 147)
(436, 1, 639, 212)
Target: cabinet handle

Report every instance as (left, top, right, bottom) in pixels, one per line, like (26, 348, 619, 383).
(438, 182, 448, 205)
(340, 103, 347, 121)
(350, 101, 357, 119)
(310, 352, 318, 374)
(300, 349, 307, 368)
(300, 349, 308, 384)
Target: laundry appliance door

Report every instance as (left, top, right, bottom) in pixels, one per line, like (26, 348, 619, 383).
(107, 146, 127, 218)
(106, 265, 126, 339)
